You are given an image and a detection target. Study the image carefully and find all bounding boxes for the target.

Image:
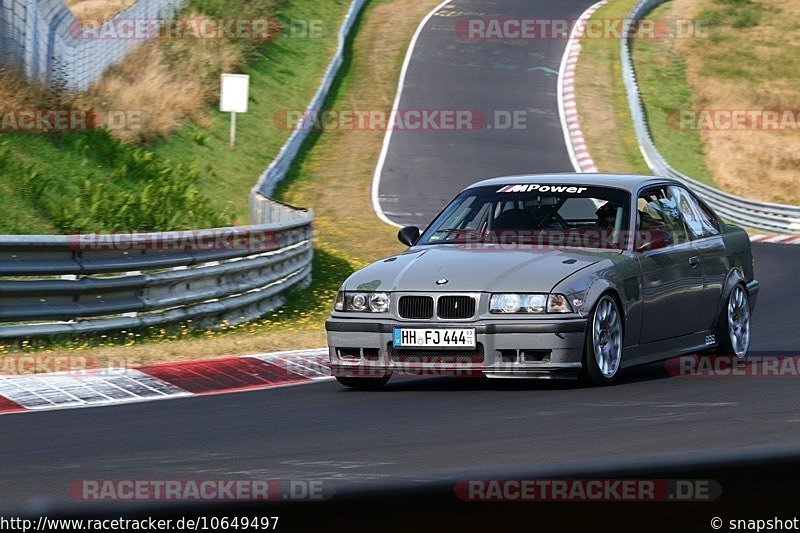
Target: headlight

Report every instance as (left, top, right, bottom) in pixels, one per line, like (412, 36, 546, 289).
(351, 293, 368, 312)
(334, 291, 391, 313)
(492, 293, 522, 314)
(490, 293, 572, 314)
(368, 292, 390, 313)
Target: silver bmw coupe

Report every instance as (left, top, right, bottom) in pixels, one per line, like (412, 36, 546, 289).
(327, 174, 758, 388)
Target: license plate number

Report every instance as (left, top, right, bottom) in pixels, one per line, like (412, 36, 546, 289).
(393, 328, 476, 348)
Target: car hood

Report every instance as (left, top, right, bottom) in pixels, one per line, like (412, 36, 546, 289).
(343, 245, 622, 293)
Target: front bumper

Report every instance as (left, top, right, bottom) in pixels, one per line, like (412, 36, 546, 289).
(326, 318, 588, 379)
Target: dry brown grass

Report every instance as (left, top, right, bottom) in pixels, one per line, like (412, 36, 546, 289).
(677, 0, 800, 204)
(75, 26, 243, 142)
(66, 0, 137, 21)
(0, 68, 66, 110)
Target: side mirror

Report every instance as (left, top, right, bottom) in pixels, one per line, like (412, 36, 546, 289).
(398, 226, 421, 247)
(635, 230, 670, 252)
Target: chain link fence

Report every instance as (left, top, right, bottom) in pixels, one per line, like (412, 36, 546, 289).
(0, 0, 182, 90)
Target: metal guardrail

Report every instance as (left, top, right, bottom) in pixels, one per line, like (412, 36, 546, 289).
(622, 0, 800, 234)
(0, 0, 371, 340)
(0, 200, 313, 340)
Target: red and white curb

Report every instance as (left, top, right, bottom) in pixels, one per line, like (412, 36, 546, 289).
(558, 0, 607, 174)
(0, 349, 330, 416)
(750, 234, 800, 245)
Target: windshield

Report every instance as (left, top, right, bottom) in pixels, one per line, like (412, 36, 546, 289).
(418, 184, 632, 249)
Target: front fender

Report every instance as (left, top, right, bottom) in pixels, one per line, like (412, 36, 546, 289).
(554, 260, 641, 350)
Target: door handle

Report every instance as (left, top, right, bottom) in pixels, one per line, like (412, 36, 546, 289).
(689, 256, 700, 268)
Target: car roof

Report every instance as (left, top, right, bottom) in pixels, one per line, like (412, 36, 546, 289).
(467, 173, 678, 192)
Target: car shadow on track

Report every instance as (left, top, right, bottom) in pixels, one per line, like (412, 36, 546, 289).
(352, 362, 674, 392)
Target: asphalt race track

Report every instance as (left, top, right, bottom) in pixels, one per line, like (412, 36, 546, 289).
(2, 0, 799, 515)
(375, 0, 591, 227)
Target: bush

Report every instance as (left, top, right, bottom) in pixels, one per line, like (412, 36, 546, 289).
(1, 134, 230, 233)
(53, 146, 231, 232)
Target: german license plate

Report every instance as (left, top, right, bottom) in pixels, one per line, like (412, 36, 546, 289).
(393, 328, 476, 348)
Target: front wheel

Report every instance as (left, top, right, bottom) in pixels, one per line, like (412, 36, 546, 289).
(581, 295, 624, 386)
(335, 376, 390, 390)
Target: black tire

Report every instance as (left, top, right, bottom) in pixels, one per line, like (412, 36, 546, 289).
(581, 295, 624, 386)
(710, 284, 752, 358)
(335, 376, 390, 390)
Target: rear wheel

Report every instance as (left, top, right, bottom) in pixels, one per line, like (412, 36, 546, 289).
(335, 376, 390, 390)
(581, 295, 623, 386)
(715, 285, 751, 357)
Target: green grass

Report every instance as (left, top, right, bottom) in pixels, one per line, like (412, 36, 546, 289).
(0, 135, 229, 232)
(700, 0, 766, 30)
(696, 0, 788, 82)
(629, 0, 783, 184)
(631, 2, 712, 183)
(154, 0, 351, 223)
(0, 0, 351, 233)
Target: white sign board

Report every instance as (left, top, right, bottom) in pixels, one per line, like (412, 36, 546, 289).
(220, 74, 250, 113)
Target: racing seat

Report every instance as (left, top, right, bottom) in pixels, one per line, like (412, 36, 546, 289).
(636, 209, 673, 248)
(492, 208, 531, 230)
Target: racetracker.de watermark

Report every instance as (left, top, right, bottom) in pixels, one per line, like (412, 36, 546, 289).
(455, 479, 720, 501)
(447, 229, 663, 251)
(69, 479, 335, 502)
(669, 109, 800, 131)
(273, 108, 558, 132)
(1, 356, 95, 375)
(667, 355, 800, 377)
(69, 18, 323, 40)
(67, 229, 284, 253)
(0, 356, 133, 376)
(0, 109, 144, 132)
(274, 108, 493, 131)
(69, 479, 331, 501)
(455, 18, 716, 40)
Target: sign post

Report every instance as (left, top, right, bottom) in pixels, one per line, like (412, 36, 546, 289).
(220, 73, 250, 149)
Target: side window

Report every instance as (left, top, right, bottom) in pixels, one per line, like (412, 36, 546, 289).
(697, 201, 721, 232)
(670, 186, 720, 239)
(637, 187, 689, 248)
